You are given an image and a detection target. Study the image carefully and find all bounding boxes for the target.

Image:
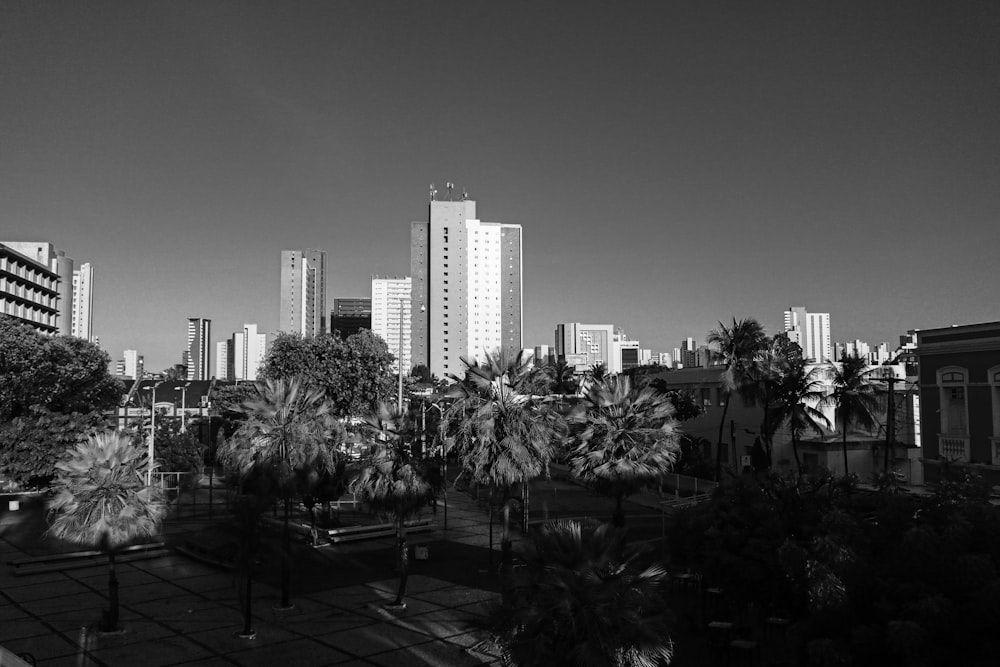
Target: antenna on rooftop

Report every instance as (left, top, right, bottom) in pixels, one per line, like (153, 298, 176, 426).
(429, 184, 437, 201)
(446, 182, 454, 200)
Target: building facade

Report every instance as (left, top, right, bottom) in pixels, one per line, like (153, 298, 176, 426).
(554, 323, 615, 373)
(330, 298, 372, 339)
(784, 306, 832, 363)
(372, 276, 412, 375)
(233, 323, 267, 382)
(186, 318, 211, 381)
(215, 340, 233, 380)
(0, 243, 61, 333)
(71, 262, 94, 341)
(410, 197, 523, 379)
(279, 249, 327, 337)
(916, 321, 1000, 486)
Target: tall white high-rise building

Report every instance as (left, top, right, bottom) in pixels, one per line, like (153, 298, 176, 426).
(1, 241, 81, 336)
(122, 349, 143, 380)
(411, 195, 522, 379)
(279, 249, 327, 337)
(784, 306, 832, 363)
(233, 323, 267, 381)
(371, 276, 412, 374)
(71, 263, 94, 341)
(216, 340, 232, 380)
(186, 318, 211, 381)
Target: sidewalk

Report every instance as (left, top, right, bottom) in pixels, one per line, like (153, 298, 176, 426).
(0, 490, 506, 666)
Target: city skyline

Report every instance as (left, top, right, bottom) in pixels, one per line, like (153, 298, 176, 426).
(2, 1, 998, 369)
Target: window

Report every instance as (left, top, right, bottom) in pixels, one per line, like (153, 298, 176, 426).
(990, 365, 1000, 440)
(938, 367, 968, 436)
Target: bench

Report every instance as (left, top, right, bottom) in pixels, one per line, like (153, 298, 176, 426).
(8, 542, 169, 576)
(327, 519, 436, 544)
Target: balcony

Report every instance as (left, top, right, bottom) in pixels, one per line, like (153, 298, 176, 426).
(938, 435, 970, 462)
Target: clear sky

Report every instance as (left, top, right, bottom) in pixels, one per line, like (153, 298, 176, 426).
(2, 0, 998, 371)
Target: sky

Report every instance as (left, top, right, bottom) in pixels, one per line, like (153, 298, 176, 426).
(2, 0, 998, 371)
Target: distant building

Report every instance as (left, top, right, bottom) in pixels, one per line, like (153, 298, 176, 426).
(612, 330, 641, 373)
(280, 249, 327, 337)
(71, 262, 94, 341)
(186, 318, 211, 381)
(0, 242, 60, 333)
(784, 306, 832, 363)
(372, 277, 412, 374)
(681, 337, 697, 368)
(330, 298, 372, 339)
(233, 323, 267, 381)
(916, 321, 1000, 486)
(116, 349, 144, 380)
(672, 347, 682, 369)
(215, 340, 233, 381)
(411, 195, 522, 379)
(554, 323, 615, 373)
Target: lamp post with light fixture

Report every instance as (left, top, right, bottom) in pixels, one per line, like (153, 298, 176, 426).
(143, 380, 165, 485)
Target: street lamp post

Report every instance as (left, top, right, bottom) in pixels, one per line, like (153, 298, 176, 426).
(174, 382, 192, 433)
(144, 381, 165, 485)
(421, 399, 447, 529)
(397, 297, 405, 408)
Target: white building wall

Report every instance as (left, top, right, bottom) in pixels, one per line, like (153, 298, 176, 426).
(71, 263, 93, 341)
(371, 276, 412, 374)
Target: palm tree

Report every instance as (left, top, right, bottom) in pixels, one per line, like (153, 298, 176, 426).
(486, 519, 674, 666)
(220, 376, 339, 609)
(827, 353, 879, 477)
(771, 365, 830, 478)
(567, 375, 680, 527)
(707, 318, 768, 481)
(351, 403, 439, 608)
(443, 351, 566, 573)
(47, 432, 166, 632)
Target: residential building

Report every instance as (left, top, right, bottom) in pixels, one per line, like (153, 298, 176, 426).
(186, 318, 211, 381)
(784, 306, 832, 363)
(372, 276, 412, 374)
(216, 340, 233, 381)
(916, 321, 1000, 486)
(116, 349, 144, 380)
(0, 242, 60, 333)
(554, 323, 615, 373)
(279, 249, 327, 337)
(410, 196, 522, 379)
(330, 298, 372, 339)
(233, 323, 267, 382)
(612, 330, 641, 374)
(71, 262, 94, 341)
(672, 347, 682, 369)
(533, 345, 554, 366)
(681, 337, 697, 368)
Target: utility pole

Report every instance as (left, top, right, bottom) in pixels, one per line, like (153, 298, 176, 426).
(883, 374, 899, 475)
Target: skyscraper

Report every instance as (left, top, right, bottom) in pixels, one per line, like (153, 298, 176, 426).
(233, 323, 267, 381)
(411, 196, 522, 380)
(784, 306, 832, 363)
(71, 262, 94, 341)
(215, 340, 233, 380)
(279, 249, 327, 337)
(186, 318, 211, 381)
(371, 277, 411, 374)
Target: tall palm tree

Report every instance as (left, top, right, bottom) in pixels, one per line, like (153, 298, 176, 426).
(220, 376, 339, 609)
(707, 318, 768, 481)
(771, 365, 830, 478)
(47, 432, 166, 632)
(827, 353, 879, 477)
(351, 403, 439, 608)
(443, 351, 566, 573)
(486, 519, 674, 666)
(567, 375, 680, 527)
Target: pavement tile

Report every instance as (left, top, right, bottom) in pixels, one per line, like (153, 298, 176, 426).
(366, 641, 491, 666)
(0, 632, 79, 662)
(454, 601, 498, 618)
(364, 596, 444, 617)
(79, 619, 178, 648)
(115, 581, 192, 603)
(226, 637, 351, 667)
(172, 573, 236, 594)
(71, 567, 163, 588)
(386, 607, 482, 638)
(86, 633, 215, 666)
(3, 578, 94, 603)
(410, 587, 499, 608)
(0, 604, 31, 621)
(164, 658, 238, 667)
(0, 618, 52, 641)
(445, 631, 493, 649)
(316, 622, 432, 657)
(186, 623, 300, 654)
(364, 575, 453, 595)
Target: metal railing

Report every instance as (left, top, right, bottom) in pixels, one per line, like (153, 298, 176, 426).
(939, 435, 970, 462)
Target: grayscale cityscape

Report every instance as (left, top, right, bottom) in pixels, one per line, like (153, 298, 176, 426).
(1, 2, 998, 666)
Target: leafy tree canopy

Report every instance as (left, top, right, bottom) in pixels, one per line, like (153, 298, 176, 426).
(0, 407, 112, 488)
(0, 315, 123, 421)
(259, 330, 394, 418)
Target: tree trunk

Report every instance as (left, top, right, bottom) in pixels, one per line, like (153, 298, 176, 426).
(715, 397, 731, 482)
(501, 501, 512, 570)
(791, 431, 802, 480)
(280, 496, 292, 609)
(613, 490, 625, 528)
(841, 417, 850, 477)
(240, 570, 254, 637)
(394, 519, 409, 606)
(104, 550, 119, 632)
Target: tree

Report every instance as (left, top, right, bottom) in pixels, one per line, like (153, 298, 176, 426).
(771, 365, 830, 478)
(219, 376, 341, 609)
(351, 403, 439, 608)
(487, 519, 674, 666)
(443, 351, 567, 573)
(0, 315, 123, 421)
(0, 408, 111, 488)
(530, 358, 578, 396)
(259, 330, 394, 418)
(567, 375, 680, 527)
(828, 353, 879, 477)
(706, 317, 768, 481)
(47, 432, 165, 632)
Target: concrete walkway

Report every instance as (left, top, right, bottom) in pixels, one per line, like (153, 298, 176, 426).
(1, 491, 506, 667)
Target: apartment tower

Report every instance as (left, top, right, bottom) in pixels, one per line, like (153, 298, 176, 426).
(784, 306, 833, 363)
(279, 249, 327, 337)
(410, 195, 522, 379)
(186, 318, 211, 381)
(371, 277, 412, 374)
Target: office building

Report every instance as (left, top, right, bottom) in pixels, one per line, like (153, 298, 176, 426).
(612, 330, 641, 373)
(784, 306, 832, 363)
(0, 242, 60, 333)
(372, 277, 412, 374)
(280, 249, 327, 337)
(331, 298, 372, 339)
(216, 340, 233, 381)
(186, 318, 211, 381)
(411, 196, 523, 379)
(116, 349, 144, 380)
(232, 323, 267, 382)
(554, 323, 615, 373)
(681, 337, 697, 368)
(71, 263, 94, 341)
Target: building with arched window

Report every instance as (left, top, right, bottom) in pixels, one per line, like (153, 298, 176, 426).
(916, 321, 1000, 486)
